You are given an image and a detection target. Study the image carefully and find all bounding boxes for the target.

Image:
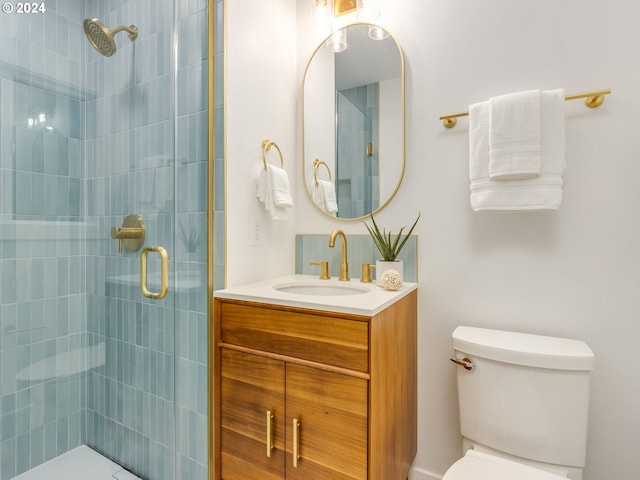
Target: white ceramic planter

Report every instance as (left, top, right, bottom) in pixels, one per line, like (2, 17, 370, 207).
(375, 260, 403, 287)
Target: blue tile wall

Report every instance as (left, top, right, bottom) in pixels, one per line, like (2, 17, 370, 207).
(296, 234, 418, 283)
(1, 0, 218, 479)
(0, 1, 88, 479)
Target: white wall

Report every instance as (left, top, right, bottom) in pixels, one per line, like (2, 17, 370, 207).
(227, 0, 640, 478)
(225, 0, 298, 286)
(293, 1, 640, 479)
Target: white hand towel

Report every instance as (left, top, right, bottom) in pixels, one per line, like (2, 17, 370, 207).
(310, 180, 338, 216)
(318, 180, 338, 215)
(311, 181, 326, 210)
(469, 89, 566, 212)
(256, 165, 293, 220)
(540, 88, 566, 175)
(489, 89, 542, 180)
(269, 165, 294, 208)
(469, 101, 490, 182)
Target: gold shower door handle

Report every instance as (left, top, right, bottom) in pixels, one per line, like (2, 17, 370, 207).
(140, 246, 169, 299)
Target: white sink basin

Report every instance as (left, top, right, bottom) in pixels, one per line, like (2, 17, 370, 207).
(273, 282, 369, 296)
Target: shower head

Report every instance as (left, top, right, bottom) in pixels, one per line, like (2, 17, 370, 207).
(83, 18, 139, 57)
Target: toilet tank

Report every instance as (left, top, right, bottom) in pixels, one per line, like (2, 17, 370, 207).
(452, 326, 594, 468)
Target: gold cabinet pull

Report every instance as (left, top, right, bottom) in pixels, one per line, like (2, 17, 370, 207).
(292, 418, 300, 468)
(140, 246, 168, 299)
(266, 410, 274, 458)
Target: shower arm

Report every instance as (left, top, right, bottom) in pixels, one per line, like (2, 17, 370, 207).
(111, 25, 139, 40)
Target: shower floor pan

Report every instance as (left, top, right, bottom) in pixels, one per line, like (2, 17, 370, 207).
(13, 445, 141, 480)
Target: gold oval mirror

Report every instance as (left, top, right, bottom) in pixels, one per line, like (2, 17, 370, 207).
(302, 23, 405, 220)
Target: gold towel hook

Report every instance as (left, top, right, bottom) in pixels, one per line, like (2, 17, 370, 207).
(313, 158, 332, 185)
(439, 88, 611, 128)
(262, 139, 284, 170)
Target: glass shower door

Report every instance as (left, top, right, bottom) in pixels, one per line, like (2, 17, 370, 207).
(0, 2, 210, 480)
(82, 3, 180, 479)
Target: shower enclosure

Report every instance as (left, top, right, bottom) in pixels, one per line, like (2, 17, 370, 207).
(0, 1, 216, 479)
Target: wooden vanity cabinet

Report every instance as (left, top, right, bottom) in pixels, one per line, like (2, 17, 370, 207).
(213, 290, 417, 480)
(219, 348, 286, 480)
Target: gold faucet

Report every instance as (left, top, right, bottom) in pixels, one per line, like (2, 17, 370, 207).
(329, 230, 349, 281)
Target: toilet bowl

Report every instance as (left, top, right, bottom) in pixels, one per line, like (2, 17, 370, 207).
(447, 326, 594, 480)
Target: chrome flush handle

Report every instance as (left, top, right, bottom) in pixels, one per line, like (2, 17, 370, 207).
(450, 356, 475, 371)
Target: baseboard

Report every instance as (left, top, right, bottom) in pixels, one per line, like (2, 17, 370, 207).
(409, 466, 442, 480)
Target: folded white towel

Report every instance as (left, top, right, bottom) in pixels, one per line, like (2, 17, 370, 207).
(470, 175, 564, 211)
(269, 165, 293, 208)
(257, 165, 293, 220)
(319, 180, 338, 215)
(469, 89, 566, 212)
(311, 181, 324, 210)
(469, 101, 490, 183)
(540, 88, 566, 175)
(311, 180, 338, 216)
(489, 89, 542, 180)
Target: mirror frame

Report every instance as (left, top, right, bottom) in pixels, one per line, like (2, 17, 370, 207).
(302, 22, 406, 221)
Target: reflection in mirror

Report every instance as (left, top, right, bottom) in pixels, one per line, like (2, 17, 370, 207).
(303, 23, 404, 219)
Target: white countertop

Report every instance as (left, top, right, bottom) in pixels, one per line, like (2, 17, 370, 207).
(214, 274, 418, 316)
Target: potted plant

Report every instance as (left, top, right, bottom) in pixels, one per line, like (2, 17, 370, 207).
(363, 212, 420, 286)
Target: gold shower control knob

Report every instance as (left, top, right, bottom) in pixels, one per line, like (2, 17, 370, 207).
(110, 214, 145, 253)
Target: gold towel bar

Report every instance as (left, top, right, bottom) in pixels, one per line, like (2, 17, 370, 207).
(439, 88, 611, 128)
(313, 158, 332, 185)
(262, 138, 284, 170)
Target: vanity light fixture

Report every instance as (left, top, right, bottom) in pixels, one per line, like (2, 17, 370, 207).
(316, 0, 349, 51)
(317, 0, 385, 51)
(325, 28, 348, 53)
(314, 0, 332, 36)
(368, 25, 389, 40)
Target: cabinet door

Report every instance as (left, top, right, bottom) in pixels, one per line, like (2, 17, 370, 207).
(220, 349, 285, 480)
(285, 364, 368, 480)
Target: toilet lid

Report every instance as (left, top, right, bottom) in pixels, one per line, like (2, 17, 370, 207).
(443, 450, 568, 480)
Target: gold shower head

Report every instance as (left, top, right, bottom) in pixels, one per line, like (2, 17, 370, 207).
(83, 18, 138, 57)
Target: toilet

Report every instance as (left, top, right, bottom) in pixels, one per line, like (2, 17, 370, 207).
(446, 326, 595, 480)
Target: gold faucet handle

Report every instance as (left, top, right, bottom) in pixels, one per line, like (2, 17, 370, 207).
(310, 261, 330, 280)
(361, 264, 376, 283)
